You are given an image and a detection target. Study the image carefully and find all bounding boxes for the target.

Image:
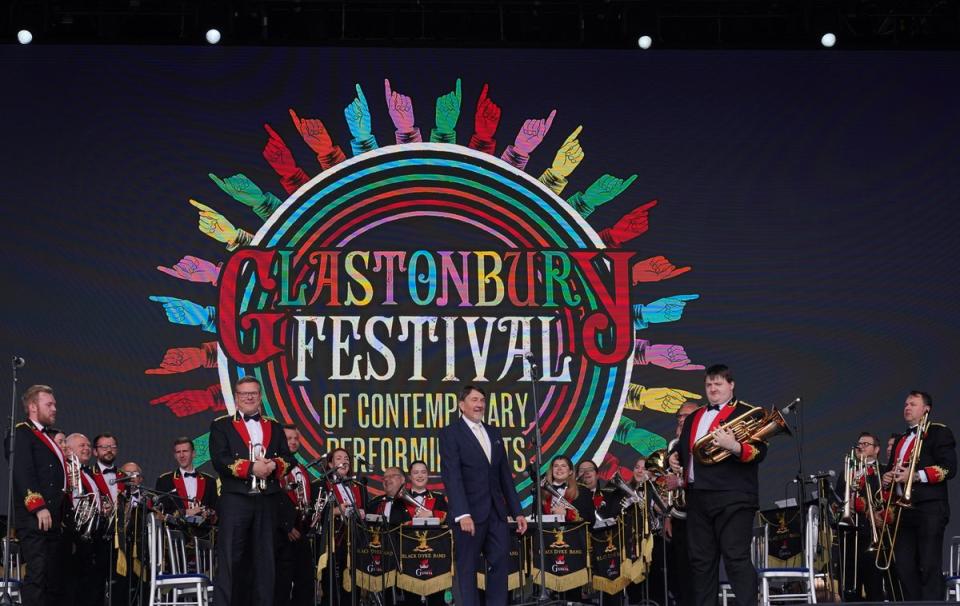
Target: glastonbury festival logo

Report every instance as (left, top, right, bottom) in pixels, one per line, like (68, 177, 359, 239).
(145, 78, 704, 501)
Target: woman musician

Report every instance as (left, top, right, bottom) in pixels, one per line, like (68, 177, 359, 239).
(321, 447, 368, 606)
(541, 455, 593, 522)
(398, 460, 448, 524)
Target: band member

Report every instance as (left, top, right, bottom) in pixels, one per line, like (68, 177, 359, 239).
(52, 428, 66, 451)
(274, 424, 317, 606)
(323, 447, 367, 606)
(209, 376, 295, 606)
(405, 460, 448, 523)
(10, 385, 67, 606)
(155, 437, 218, 519)
(576, 459, 620, 523)
(439, 385, 527, 606)
(881, 391, 956, 601)
(669, 364, 766, 606)
(541, 456, 591, 522)
(63, 431, 104, 606)
(836, 432, 885, 601)
(91, 433, 123, 504)
(368, 465, 408, 524)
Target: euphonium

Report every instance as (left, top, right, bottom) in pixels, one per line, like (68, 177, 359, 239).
(249, 442, 267, 493)
(66, 454, 101, 540)
(693, 402, 792, 465)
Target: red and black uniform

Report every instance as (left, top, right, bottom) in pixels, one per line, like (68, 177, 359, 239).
(10, 420, 67, 606)
(885, 422, 956, 601)
(402, 489, 449, 524)
(540, 483, 594, 523)
(323, 473, 368, 606)
(676, 400, 767, 606)
(836, 461, 886, 600)
(209, 412, 295, 606)
(155, 468, 218, 518)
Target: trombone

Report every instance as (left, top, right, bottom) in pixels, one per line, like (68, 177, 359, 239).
(876, 411, 929, 570)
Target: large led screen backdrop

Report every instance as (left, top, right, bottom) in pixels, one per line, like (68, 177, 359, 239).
(2, 47, 959, 527)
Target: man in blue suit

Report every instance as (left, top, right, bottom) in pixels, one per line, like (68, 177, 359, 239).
(440, 385, 527, 605)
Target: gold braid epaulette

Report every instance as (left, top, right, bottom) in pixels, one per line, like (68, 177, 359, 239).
(24, 489, 45, 512)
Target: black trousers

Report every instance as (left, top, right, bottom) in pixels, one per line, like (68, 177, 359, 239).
(686, 489, 757, 606)
(892, 500, 948, 601)
(840, 525, 885, 601)
(274, 532, 316, 606)
(215, 492, 279, 605)
(16, 524, 66, 606)
(670, 518, 692, 606)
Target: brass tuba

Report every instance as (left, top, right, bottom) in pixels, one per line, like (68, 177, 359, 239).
(693, 402, 791, 465)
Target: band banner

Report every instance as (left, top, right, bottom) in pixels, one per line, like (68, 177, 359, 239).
(397, 526, 454, 596)
(530, 521, 590, 592)
(477, 523, 525, 591)
(622, 501, 655, 582)
(352, 524, 400, 591)
(590, 520, 630, 594)
(757, 506, 803, 567)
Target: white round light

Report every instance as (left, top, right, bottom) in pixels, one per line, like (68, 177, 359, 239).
(821, 32, 836, 48)
(638, 35, 652, 50)
(17, 30, 33, 45)
(205, 29, 221, 45)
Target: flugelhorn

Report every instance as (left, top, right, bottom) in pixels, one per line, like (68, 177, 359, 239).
(397, 488, 431, 515)
(540, 478, 577, 512)
(249, 442, 267, 493)
(693, 401, 792, 465)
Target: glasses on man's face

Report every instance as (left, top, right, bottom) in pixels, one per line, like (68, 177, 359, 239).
(236, 391, 261, 399)
(856, 441, 877, 448)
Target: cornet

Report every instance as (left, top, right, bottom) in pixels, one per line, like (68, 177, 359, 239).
(249, 442, 267, 494)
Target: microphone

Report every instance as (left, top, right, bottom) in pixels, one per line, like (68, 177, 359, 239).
(355, 454, 368, 469)
(807, 470, 835, 481)
(109, 473, 139, 485)
(781, 397, 802, 414)
(304, 452, 329, 469)
(11, 356, 25, 369)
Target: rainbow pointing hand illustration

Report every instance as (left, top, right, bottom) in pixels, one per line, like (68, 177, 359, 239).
(632, 294, 699, 329)
(289, 108, 347, 169)
(568, 173, 638, 218)
(384, 79, 422, 143)
(343, 83, 378, 155)
(208, 172, 283, 221)
(625, 384, 702, 413)
(148, 295, 216, 333)
(539, 125, 585, 195)
(156, 255, 221, 285)
(431, 78, 462, 143)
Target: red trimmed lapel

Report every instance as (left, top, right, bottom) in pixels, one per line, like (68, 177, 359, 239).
(91, 469, 112, 502)
(173, 472, 189, 506)
(233, 415, 252, 444)
(688, 406, 707, 454)
(196, 473, 207, 503)
(260, 418, 272, 450)
(710, 402, 738, 432)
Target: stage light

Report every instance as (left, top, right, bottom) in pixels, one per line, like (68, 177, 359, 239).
(638, 35, 653, 50)
(821, 33, 836, 48)
(205, 29, 221, 45)
(17, 30, 33, 45)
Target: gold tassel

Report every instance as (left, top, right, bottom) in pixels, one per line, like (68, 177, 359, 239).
(114, 509, 128, 576)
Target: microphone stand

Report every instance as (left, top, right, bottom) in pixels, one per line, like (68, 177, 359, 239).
(0, 358, 22, 606)
(785, 398, 807, 551)
(516, 355, 564, 606)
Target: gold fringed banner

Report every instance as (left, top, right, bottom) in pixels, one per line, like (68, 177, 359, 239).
(353, 525, 400, 592)
(397, 527, 454, 596)
(530, 521, 590, 592)
(590, 521, 631, 595)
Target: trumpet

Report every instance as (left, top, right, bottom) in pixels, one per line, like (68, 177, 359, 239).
(309, 485, 329, 531)
(693, 402, 791, 465)
(249, 442, 267, 494)
(290, 475, 310, 517)
(397, 487, 431, 515)
(876, 411, 929, 570)
(540, 478, 577, 512)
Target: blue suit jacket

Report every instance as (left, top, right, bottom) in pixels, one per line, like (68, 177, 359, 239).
(439, 417, 522, 524)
